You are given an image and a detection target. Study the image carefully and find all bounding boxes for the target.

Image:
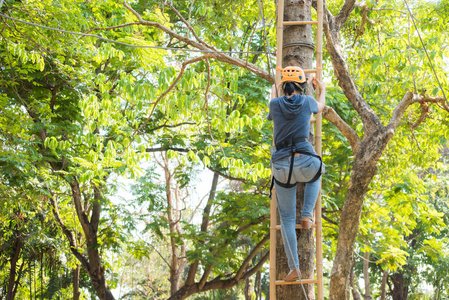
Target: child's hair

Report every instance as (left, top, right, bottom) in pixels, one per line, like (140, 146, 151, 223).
(282, 81, 306, 96)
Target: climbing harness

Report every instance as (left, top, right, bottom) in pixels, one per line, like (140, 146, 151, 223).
(269, 137, 323, 198)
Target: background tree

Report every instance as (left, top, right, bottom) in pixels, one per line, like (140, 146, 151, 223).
(1, 0, 448, 299)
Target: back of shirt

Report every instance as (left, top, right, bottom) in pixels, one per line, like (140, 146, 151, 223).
(267, 94, 319, 161)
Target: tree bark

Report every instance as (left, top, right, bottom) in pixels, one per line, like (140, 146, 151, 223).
(390, 269, 411, 300)
(161, 154, 181, 295)
(244, 273, 251, 300)
(329, 132, 388, 299)
(363, 252, 371, 300)
(380, 270, 388, 300)
(63, 181, 115, 300)
(350, 266, 361, 300)
(276, 0, 316, 299)
(6, 239, 22, 300)
(254, 270, 262, 300)
(73, 265, 80, 300)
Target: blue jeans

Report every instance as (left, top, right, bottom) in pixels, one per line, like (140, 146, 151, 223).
(273, 154, 321, 269)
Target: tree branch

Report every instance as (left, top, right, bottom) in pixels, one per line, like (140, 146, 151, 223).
(122, 1, 273, 83)
(148, 122, 196, 132)
(235, 235, 269, 280)
(146, 147, 189, 153)
(135, 55, 214, 133)
(335, 0, 357, 29)
(206, 166, 247, 182)
(323, 106, 360, 152)
(48, 195, 90, 272)
(386, 91, 414, 135)
(169, 252, 269, 300)
(324, 16, 384, 137)
(145, 147, 248, 182)
(186, 172, 219, 286)
(68, 178, 95, 243)
(168, 3, 215, 50)
(91, 185, 102, 233)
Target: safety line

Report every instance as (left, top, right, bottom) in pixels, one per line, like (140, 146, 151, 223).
(0, 13, 273, 55)
(256, 0, 276, 89)
(403, 0, 448, 106)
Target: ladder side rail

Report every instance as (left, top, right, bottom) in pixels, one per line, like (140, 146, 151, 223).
(315, 0, 324, 298)
(270, 0, 285, 299)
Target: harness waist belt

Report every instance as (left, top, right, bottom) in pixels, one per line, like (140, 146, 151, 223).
(275, 137, 308, 151)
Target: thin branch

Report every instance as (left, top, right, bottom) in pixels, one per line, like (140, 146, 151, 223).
(145, 147, 189, 153)
(85, 22, 142, 33)
(206, 166, 247, 182)
(199, 264, 214, 290)
(412, 96, 449, 112)
(168, 3, 215, 50)
(387, 93, 448, 136)
(121, 2, 273, 82)
(148, 122, 196, 132)
(135, 54, 213, 133)
(410, 102, 430, 129)
(322, 214, 339, 227)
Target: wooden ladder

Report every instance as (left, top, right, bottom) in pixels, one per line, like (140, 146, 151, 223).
(269, 0, 324, 299)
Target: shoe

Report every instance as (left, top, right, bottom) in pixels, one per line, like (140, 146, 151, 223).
(284, 269, 300, 282)
(301, 218, 313, 229)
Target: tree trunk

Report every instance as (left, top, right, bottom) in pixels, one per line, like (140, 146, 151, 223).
(380, 270, 387, 300)
(363, 252, 371, 300)
(6, 239, 22, 300)
(276, 0, 316, 299)
(349, 267, 361, 300)
(254, 270, 262, 300)
(67, 181, 115, 300)
(390, 271, 410, 300)
(329, 147, 379, 299)
(73, 265, 80, 300)
(244, 274, 251, 300)
(161, 154, 181, 295)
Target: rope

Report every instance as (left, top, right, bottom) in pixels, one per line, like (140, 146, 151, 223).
(256, 0, 276, 86)
(403, 0, 448, 106)
(283, 42, 315, 50)
(0, 13, 273, 55)
(0, 0, 4, 10)
(256, 0, 278, 98)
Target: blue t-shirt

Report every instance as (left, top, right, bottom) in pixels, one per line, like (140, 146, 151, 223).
(267, 94, 319, 162)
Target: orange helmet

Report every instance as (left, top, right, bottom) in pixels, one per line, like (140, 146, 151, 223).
(276, 66, 306, 83)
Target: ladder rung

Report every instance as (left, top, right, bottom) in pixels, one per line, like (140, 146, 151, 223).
(275, 224, 317, 230)
(283, 21, 318, 26)
(276, 278, 318, 285)
(303, 69, 318, 74)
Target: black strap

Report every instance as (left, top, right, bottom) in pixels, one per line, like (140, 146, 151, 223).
(269, 143, 323, 198)
(275, 137, 308, 151)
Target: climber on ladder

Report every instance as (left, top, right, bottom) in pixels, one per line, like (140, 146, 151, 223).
(268, 66, 325, 282)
